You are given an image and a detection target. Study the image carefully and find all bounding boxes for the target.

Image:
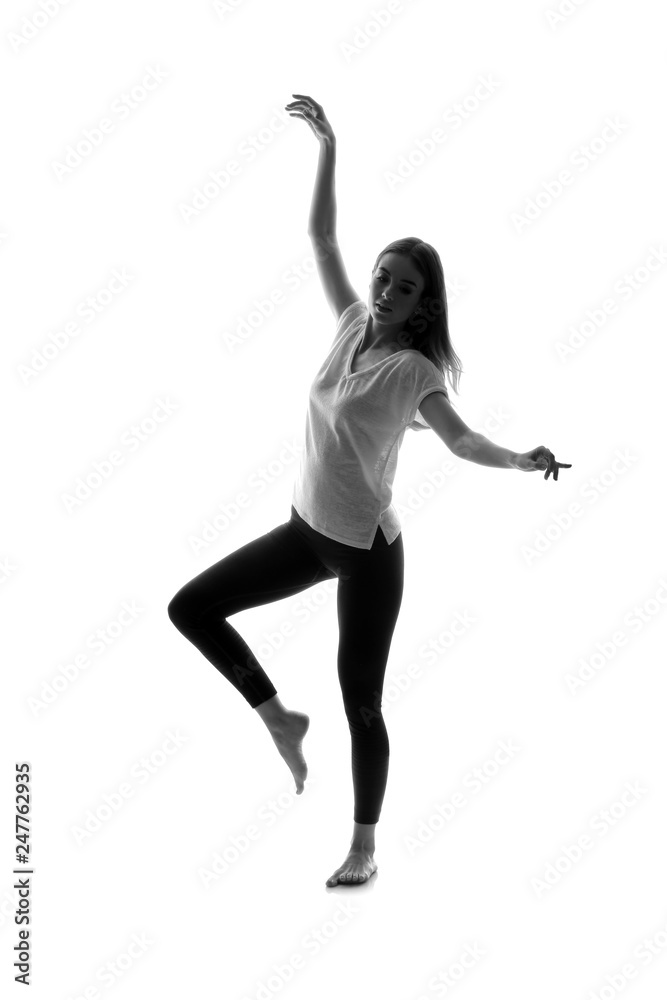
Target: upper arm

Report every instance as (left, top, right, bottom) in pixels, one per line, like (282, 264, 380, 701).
(418, 391, 471, 454)
(308, 231, 360, 324)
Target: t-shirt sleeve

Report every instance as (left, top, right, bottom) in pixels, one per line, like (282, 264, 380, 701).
(333, 299, 366, 344)
(405, 361, 451, 432)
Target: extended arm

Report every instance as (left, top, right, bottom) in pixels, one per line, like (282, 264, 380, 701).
(418, 392, 516, 467)
(418, 392, 572, 480)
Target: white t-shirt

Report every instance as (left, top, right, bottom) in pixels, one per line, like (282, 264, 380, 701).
(291, 299, 450, 549)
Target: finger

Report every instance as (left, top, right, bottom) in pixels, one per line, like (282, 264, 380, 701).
(291, 93, 320, 109)
(290, 105, 316, 121)
(291, 95, 318, 111)
(287, 110, 315, 126)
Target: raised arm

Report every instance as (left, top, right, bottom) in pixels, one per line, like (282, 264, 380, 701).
(285, 94, 359, 322)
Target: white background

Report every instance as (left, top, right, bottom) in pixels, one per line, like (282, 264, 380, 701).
(2, 0, 666, 998)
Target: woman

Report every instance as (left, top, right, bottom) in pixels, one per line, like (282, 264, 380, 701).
(167, 94, 571, 888)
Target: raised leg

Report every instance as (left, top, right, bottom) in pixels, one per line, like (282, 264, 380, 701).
(167, 520, 335, 707)
(167, 520, 335, 792)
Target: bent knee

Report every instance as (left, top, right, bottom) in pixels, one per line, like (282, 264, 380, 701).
(167, 594, 181, 624)
(167, 589, 227, 631)
(167, 591, 195, 628)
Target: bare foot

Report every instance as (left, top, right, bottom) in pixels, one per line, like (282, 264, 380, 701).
(325, 850, 378, 886)
(269, 710, 310, 794)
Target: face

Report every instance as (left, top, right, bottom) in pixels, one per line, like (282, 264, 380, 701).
(369, 252, 425, 329)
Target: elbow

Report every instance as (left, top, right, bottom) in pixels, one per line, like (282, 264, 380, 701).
(308, 228, 336, 244)
(450, 430, 477, 460)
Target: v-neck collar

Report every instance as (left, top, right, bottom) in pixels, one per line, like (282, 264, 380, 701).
(346, 329, 420, 379)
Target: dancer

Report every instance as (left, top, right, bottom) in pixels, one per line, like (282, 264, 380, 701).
(168, 94, 571, 887)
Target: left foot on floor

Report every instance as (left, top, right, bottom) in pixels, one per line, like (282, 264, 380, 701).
(325, 850, 378, 886)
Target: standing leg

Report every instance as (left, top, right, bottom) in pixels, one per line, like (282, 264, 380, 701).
(325, 526, 404, 885)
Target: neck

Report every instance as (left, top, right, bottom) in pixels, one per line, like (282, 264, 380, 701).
(361, 313, 409, 353)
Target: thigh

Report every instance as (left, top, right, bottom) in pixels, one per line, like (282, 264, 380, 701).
(171, 519, 337, 622)
(335, 528, 405, 693)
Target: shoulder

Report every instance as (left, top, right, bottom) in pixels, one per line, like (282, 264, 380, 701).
(396, 352, 450, 412)
(332, 299, 366, 343)
(403, 349, 446, 383)
(337, 299, 367, 327)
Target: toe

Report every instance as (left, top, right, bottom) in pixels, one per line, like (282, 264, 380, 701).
(326, 867, 342, 886)
(326, 859, 378, 886)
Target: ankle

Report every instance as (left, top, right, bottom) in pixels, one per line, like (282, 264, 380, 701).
(350, 819, 376, 854)
(350, 841, 375, 855)
(254, 694, 288, 730)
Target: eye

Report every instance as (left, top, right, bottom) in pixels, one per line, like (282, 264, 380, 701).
(376, 274, 412, 293)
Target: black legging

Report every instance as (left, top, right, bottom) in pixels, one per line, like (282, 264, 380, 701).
(167, 504, 404, 824)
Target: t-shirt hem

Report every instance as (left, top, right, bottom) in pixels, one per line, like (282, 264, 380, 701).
(291, 498, 378, 550)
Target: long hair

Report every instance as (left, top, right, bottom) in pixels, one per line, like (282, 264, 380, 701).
(372, 237, 463, 400)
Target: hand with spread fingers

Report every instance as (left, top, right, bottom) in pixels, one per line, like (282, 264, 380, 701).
(285, 93, 336, 144)
(514, 446, 572, 481)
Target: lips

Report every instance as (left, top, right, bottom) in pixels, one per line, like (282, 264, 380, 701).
(375, 302, 392, 312)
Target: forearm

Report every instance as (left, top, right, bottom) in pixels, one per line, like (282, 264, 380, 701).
(453, 431, 518, 469)
(307, 138, 337, 235)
